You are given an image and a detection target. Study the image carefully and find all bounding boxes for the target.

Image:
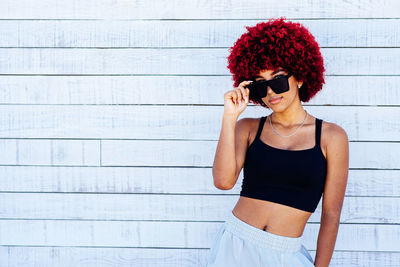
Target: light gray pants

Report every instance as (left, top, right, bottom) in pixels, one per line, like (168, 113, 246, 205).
(206, 211, 315, 266)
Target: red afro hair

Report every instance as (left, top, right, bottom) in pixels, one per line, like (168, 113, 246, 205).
(227, 17, 326, 108)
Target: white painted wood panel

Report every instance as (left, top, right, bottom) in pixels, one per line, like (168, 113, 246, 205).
(0, 139, 100, 166)
(101, 140, 399, 169)
(0, 76, 399, 106)
(0, 19, 398, 48)
(0, 106, 399, 141)
(0, 48, 398, 75)
(0, 0, 398, 19)
(1, 219, 399, 251)
(1, 247, 400, 267)
(1, 167, 399, 197)
(0, 193, 400, 224)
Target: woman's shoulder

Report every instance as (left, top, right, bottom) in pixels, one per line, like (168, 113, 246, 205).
(319, 119, 349, 152)
(319, 119, 347, 138)
(236, 116, 263, 142)
(237, 116, 263, 131)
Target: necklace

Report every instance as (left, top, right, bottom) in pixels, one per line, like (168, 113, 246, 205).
(269, 110, 308, 138)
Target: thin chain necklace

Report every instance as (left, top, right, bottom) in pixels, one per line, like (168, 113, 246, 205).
(269, 110, 308, 138)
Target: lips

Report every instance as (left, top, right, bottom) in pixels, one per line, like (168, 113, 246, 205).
(269, 97, 283, 104)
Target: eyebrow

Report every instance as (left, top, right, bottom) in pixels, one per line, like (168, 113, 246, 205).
(255, 68, 285, 78)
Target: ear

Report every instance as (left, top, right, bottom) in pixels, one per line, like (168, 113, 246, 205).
(298, 81, 303, 88)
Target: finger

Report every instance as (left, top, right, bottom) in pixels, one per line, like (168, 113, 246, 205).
(238, 86, 248, 104)
(240, 81, 253, 93)
(235, 88, 243, 104)
(232, 90, 239, 104)
(235, 89, 242, 104)
(238, 81, 252, 103)
(239, 80, 252, 86)
(244, 83, 251, 101)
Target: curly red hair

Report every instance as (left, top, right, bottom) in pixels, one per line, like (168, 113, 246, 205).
(227, 17, 325, 108)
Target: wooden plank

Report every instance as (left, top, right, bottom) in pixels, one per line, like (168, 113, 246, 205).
(0, 193, 399, 224)
(0, 48, 398, 75)
(0, 19, 398, 48)
(0, 139, 100, 166)
(0, 76, 399, 106)
(0, 166, 399, 197)
(0, 106, 399, 141)
(101, 140, 399, 169)
(1, 246, 400, 267)
(0, 0, 398, 19)
(0, 75, 233, 105)
(0, 219, 399, 251)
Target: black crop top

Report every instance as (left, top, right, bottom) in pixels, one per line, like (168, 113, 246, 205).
(240, 116, 327, 213)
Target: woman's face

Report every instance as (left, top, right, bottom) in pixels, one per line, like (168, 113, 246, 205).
(254, 68, 303, 111)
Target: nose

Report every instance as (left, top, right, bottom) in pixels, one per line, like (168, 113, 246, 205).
(266, 85, 275, 95)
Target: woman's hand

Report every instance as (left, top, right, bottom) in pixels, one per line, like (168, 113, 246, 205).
(223, 80, 252, 118)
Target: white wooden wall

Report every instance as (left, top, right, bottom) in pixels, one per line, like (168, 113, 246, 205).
(0, 1, 399, 266)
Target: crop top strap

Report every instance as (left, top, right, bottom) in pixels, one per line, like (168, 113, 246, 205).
(255, 116, 267, 140)
(315, 118, 323, 148)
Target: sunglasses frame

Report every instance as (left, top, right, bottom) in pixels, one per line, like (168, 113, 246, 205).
(246, 72, 293, 98)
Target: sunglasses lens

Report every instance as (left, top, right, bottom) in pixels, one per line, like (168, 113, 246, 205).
(247, 80, 268, 98)
(245, 74, 291, 98)
(269, 76, 290, 94)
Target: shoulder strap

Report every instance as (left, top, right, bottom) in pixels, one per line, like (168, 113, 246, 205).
(255, 116, 267, 139)
(315, 118, 322, 148)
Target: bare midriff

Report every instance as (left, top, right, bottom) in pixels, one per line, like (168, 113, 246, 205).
(232, 196, 313, 238)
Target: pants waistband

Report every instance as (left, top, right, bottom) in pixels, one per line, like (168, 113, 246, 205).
(225, 211, 303, 253)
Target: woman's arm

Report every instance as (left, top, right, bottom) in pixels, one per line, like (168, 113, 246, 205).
(212, 83, 251, 190)
(212, 114, 238, 189)
(212, 115, 251, 190)
(314, 123, 349, 267)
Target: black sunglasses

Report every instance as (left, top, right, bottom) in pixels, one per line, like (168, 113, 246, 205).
(245, 72, 293, 98)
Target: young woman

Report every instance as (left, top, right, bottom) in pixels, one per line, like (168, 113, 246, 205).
(207, 17, 349, 266)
